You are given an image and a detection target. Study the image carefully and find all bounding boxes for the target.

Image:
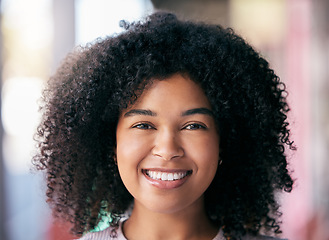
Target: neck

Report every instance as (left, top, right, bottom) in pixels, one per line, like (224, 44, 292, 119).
(123, 197, 218, 240)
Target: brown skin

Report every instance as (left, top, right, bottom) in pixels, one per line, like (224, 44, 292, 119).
(116, 74, 220, 239)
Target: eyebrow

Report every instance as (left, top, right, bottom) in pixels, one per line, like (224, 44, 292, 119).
(182, 108, 214, 117)
(124, 109, 156, 117)
(124, 108, 214, 117)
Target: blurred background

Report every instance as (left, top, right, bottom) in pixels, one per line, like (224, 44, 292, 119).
(0, 0, 328, 239)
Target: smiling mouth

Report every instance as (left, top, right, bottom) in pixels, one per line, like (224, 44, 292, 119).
(143, 170, 192, 181)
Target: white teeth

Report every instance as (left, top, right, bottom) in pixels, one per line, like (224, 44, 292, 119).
(174, 173, 178, 179)
(157, 172, 162, 179)
(167, 173, 174, 181)
(146, 170, 189, 181)
(161, 173, 168, 181)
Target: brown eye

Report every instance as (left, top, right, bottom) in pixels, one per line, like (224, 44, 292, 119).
(132, 123, 154, 130)
(184, 123, 206, 130)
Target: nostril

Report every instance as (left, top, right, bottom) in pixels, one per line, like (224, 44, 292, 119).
(152, 145, 184, 161)
(152, 152, 183, 161)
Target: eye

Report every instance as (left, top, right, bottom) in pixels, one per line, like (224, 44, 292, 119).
(132, 123, 155, 130)
(183, 123, 206, 130)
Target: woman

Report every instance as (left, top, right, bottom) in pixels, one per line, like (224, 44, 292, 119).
(33, 12, 294, 240)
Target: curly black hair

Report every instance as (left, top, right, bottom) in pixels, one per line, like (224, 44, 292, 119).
(33, 12, 295, 239)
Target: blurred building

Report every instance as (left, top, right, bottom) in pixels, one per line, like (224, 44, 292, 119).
(0, 0, 328, 239)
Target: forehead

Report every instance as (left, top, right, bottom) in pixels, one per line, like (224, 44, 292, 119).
(126, 74, 211, 111)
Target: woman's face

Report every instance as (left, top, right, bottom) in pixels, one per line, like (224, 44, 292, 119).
(116, 74, 219, 214)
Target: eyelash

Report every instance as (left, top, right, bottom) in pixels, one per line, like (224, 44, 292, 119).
(132, 123, 155, 130)
(132, 123, 207, 130)
(183, 123, 207, 130)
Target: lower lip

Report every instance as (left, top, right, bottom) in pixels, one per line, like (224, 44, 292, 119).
(143, 171, 191, 189)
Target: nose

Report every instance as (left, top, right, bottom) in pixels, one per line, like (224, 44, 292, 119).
(152, 129, 184, 161)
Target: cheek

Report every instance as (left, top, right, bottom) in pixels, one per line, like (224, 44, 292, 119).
(185, 133, 220, 165)
(117, 137, 140, 161)
(115, 131, 156, 201)
(116, 131, 153, 171)
(188, 133, 220, 187)
(116, 133, 145, 193)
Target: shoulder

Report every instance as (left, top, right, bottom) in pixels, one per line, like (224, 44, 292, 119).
(213, 229, 287, 240)
(78, 224, 126, 240)
(243, 235, 288, 240)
